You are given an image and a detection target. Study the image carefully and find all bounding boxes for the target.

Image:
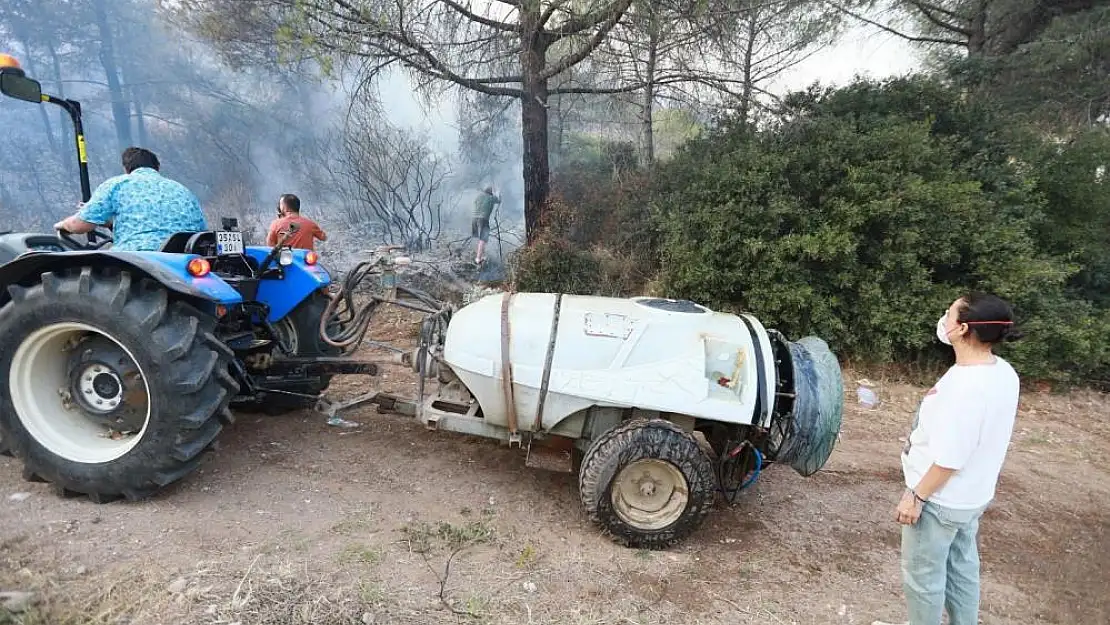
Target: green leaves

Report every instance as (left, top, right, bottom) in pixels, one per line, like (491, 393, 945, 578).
(651, 75, 1110, 384)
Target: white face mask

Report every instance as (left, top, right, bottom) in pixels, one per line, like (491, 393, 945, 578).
(936, 314, 953, 345)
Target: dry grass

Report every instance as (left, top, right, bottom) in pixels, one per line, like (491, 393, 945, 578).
(2, 556, 386, 625)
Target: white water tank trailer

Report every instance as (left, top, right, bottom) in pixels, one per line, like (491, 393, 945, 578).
(357, 292, 844, 548)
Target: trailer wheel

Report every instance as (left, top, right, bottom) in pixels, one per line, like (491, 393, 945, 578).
(578, 418, 716, 549)
(0, 267, 237, 502)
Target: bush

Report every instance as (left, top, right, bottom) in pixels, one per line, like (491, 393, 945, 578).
(651, 76, 1108, 385)
(508, 196, 647, 297)
(509, 149, 659, 298)
(1029, 129, 1110, 307)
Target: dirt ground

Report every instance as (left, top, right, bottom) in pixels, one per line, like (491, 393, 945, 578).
(1, 309, 1108, 625)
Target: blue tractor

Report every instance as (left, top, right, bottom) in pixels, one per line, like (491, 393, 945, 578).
(0, 58, 383, 502)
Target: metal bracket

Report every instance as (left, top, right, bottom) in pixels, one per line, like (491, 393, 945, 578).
(315, 391, 381, 427)
(500, 291, 520, 440)
(424, 409, 441, 430)
(314, 390, 418, 426)
(524, 434, 574, 473)
(533, 293, 562, 432)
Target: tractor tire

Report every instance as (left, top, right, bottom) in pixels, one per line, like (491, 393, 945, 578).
(0, 267, 238, 502)
(578, 418, 717, 549)
(0, 427, 10, 457)
(250, 290, 342, 415)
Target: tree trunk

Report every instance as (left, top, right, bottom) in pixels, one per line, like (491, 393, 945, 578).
(120, 62, 149, 146)
(550, 95, 565, 168)
(520, 3, 550, 244)
(91, 0, 134, 151)
(641, 19, 658, 166)
(11, 28, 59, 155)
(47, 40, 72, 171)
(966, 3, 988, 56)
(739, 10, 758, 127)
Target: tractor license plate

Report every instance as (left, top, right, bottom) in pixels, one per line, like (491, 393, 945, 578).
(216, 231, 244, 255)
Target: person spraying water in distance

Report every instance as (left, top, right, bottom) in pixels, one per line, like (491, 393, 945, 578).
(471, 185, 500, 265)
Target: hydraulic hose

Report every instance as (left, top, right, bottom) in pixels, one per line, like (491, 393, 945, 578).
(718, 441, 763, 504)
(319, 259, 384, 350)
(317, 257, 445, 351)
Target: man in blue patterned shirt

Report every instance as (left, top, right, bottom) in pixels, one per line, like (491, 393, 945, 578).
(53, 147, 207, 252)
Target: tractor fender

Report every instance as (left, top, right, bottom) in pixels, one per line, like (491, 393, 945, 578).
(0, 250, 244, 308)
(243, 246, 331, 323)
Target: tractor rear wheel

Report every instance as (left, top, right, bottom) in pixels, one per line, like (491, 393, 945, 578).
(578, 418, 717, 549)
(0, 267, 237, 502)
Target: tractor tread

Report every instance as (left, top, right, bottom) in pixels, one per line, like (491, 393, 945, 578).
(153, 458, 204, 488)
(202, 330, 236, 359)
(170, 420, 223, 462)
(173, 349, 220, 394)
(87, 492, 123, 504)
(40, 272, 61, 297)
(161, 314, 199, 361)
(132, 285, 169, 333)
(179, 387, 229, 429)
(21, 466, 45, 483)
(5, 284, 27, 302)
(107, 272, 132, 312)
(217, 406, 236, 426)
(76, 267, 92, 295)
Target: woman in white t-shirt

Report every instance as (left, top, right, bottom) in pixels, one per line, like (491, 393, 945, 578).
(893, 292, 1021, 625)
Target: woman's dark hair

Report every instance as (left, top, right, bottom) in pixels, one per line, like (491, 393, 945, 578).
(121, 147, 159, 173)
(956, 291, 1022, 344)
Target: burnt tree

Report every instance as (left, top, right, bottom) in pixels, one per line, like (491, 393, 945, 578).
(183, 0, 646, 243)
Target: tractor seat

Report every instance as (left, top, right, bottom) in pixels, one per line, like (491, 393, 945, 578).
(159, 231, 217, 256)
(158, 231, 259, 278)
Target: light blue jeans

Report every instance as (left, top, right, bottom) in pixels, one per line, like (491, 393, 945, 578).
(901, 501, 988, 625)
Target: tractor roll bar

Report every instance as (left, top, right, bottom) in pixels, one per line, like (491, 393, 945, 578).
(42, 95, 92, 203)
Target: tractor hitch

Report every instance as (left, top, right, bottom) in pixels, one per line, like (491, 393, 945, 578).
(267, 356, 382, 377)
(314, 391, 417, 427)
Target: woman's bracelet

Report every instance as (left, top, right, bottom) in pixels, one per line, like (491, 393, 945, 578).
(910, 489, 927, 504)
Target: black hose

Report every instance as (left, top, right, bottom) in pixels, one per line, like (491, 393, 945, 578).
(717, 440, 763, 505)
(317, 258, 445, 351)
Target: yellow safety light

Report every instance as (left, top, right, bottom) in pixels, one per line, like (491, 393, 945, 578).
(0, 53, 22, 70)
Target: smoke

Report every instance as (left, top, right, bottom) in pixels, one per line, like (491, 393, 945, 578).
(0, 0, 526, 261)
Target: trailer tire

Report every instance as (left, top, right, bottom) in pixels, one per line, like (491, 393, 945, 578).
(0, 267, 237, 502)
(578, 418, 716, 549)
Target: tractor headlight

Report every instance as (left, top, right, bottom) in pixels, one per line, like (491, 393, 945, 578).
(279, 248, 293, 266)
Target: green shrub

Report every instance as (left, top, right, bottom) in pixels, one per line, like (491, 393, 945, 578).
(508, 196, 647, 297)
(1029, 129, 1110, 307)
(651, 76, 1108, 384)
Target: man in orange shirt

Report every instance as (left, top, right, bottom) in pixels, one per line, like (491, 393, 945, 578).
(266, 193, 327, 250)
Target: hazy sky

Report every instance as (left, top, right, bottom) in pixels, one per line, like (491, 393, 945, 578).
(778, 23, 923, 91)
